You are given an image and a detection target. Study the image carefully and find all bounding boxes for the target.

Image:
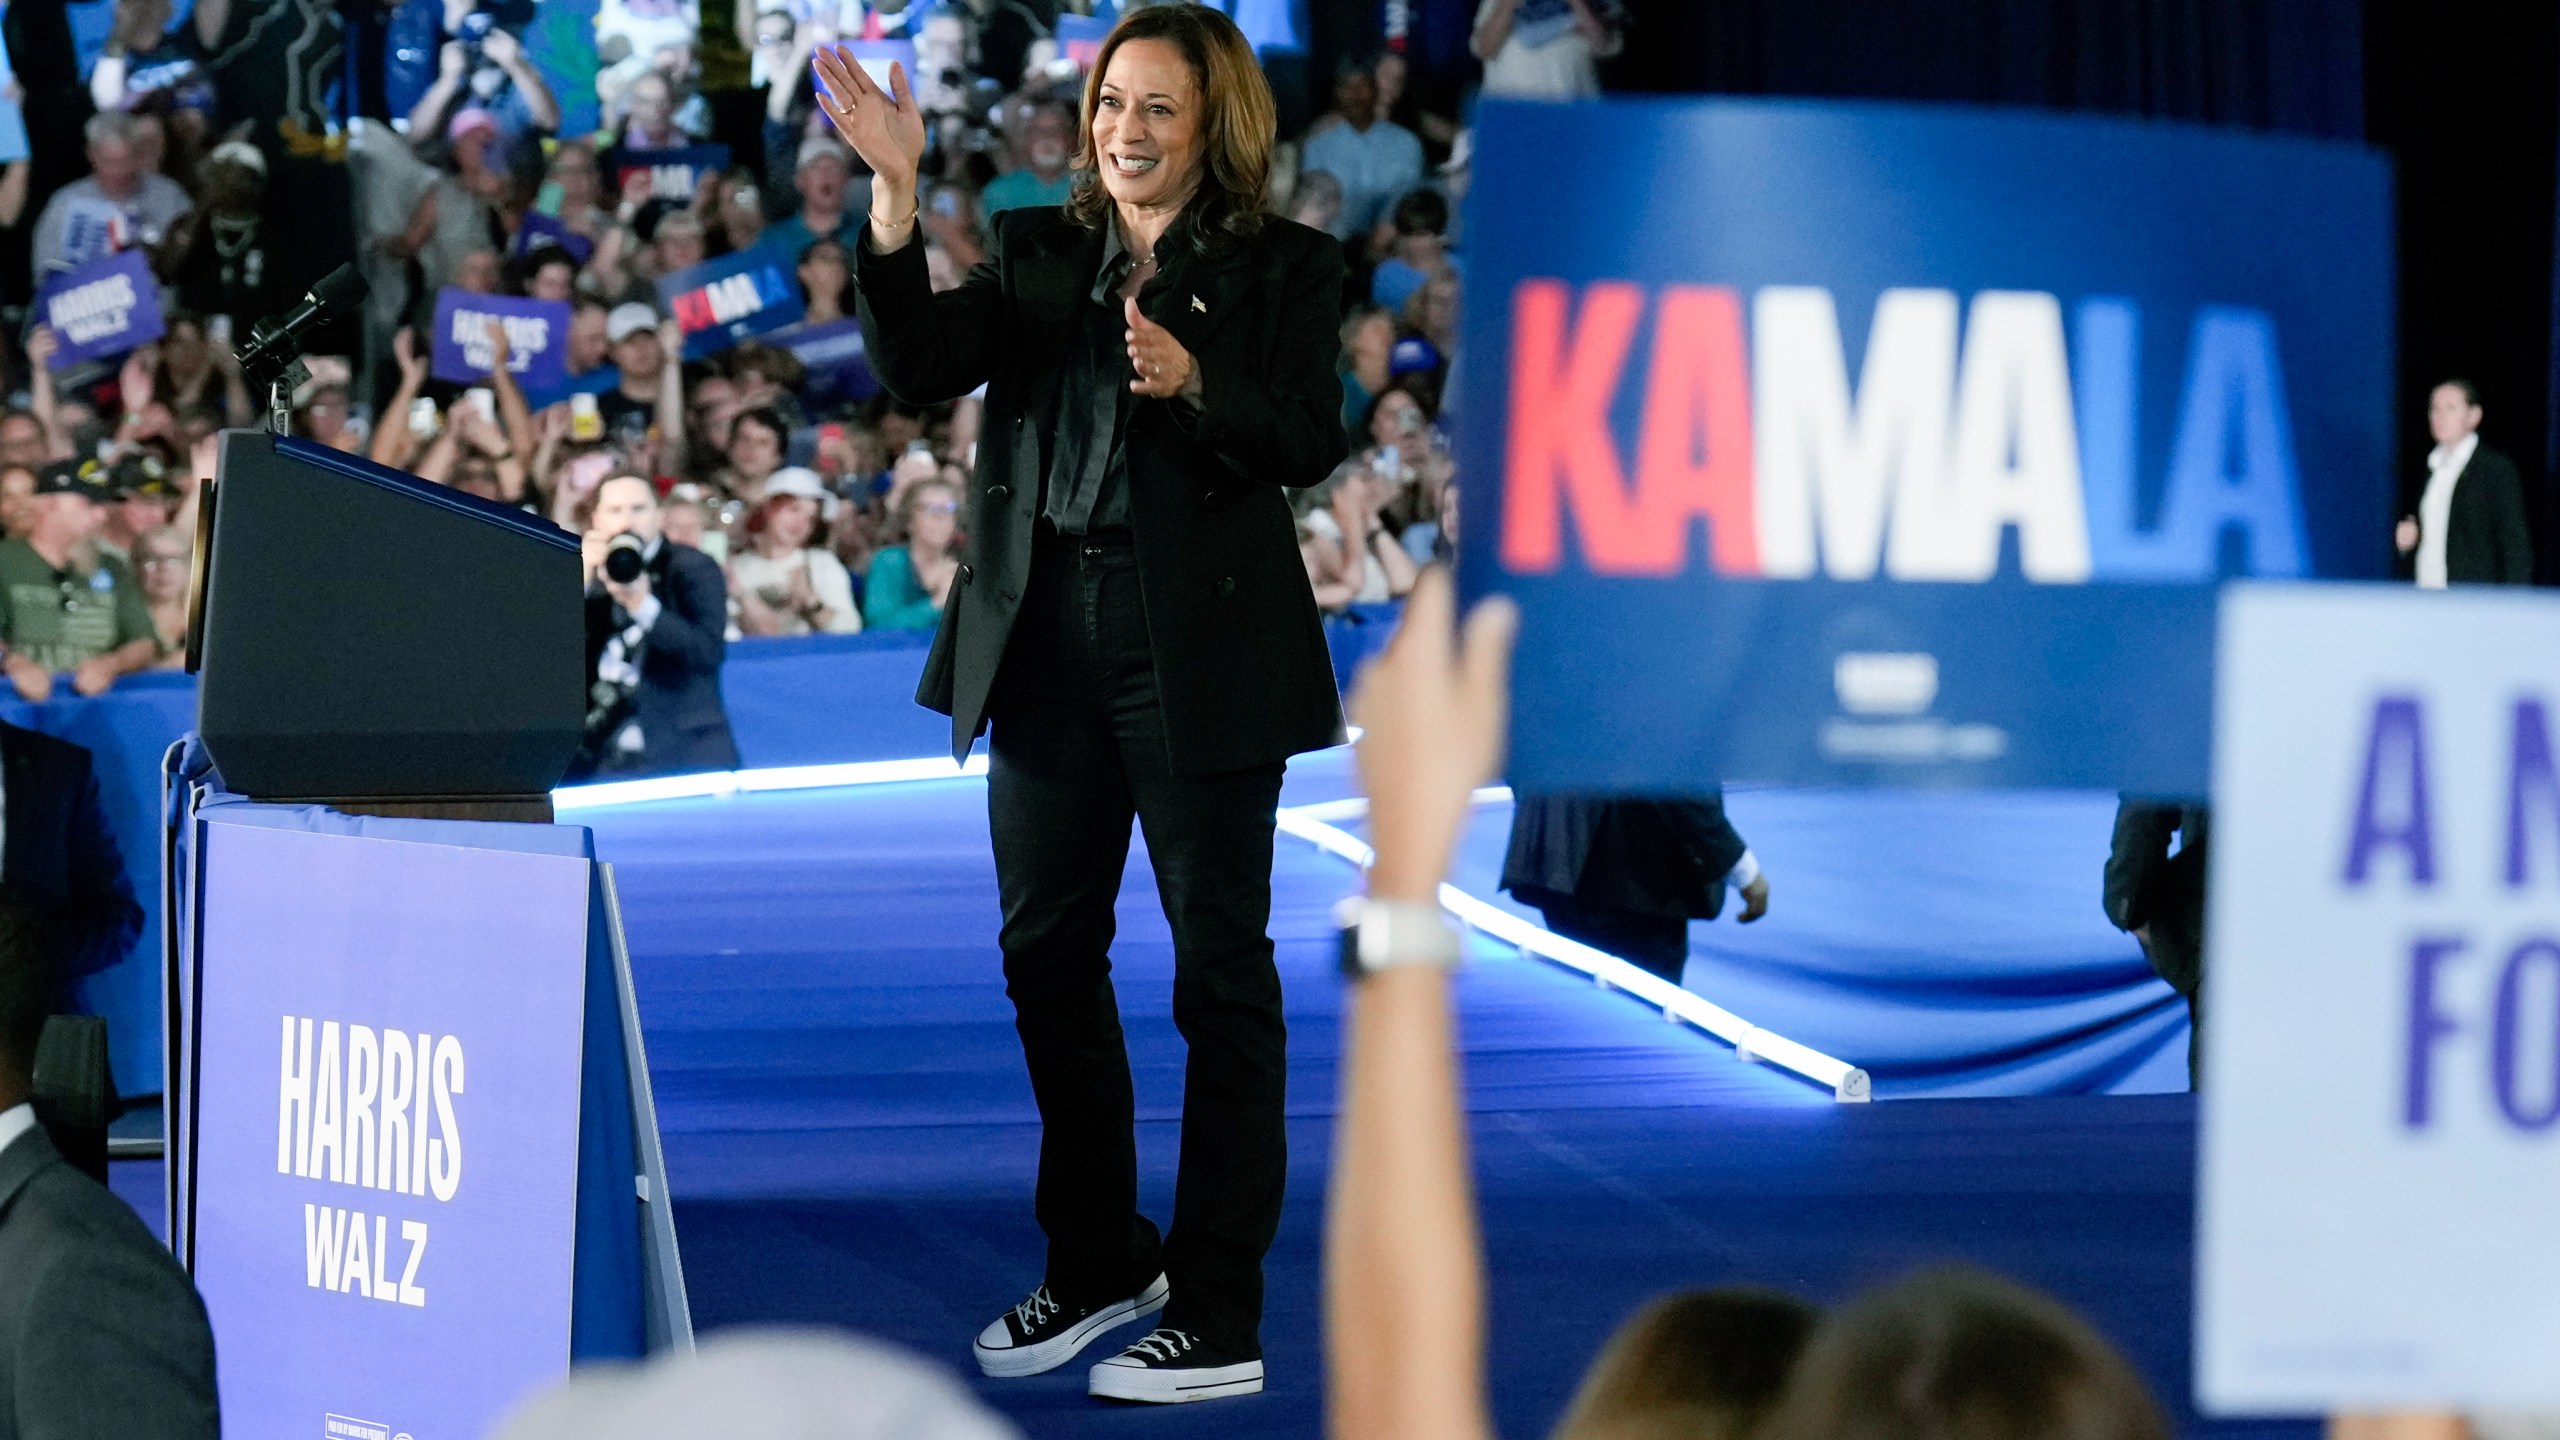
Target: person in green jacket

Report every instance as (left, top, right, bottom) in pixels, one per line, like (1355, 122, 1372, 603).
(863, 477, 962, 632)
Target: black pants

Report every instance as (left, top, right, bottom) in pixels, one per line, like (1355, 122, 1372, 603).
(984, 530, 1288, 1356)
(1531, 892, 1692, 985)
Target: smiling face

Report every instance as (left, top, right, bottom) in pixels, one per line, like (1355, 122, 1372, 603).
(1091, 39, 1206, 214)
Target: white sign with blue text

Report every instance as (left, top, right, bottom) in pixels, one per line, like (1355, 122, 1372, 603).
(2199, 583, 2560, 1411)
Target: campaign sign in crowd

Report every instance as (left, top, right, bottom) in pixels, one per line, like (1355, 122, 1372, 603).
(659, 247, 805, 361)
(430, 288, 573, 395)
(35, 249, 165, 370)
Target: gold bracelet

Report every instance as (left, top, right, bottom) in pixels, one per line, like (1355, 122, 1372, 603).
(871, 205, 921, 235)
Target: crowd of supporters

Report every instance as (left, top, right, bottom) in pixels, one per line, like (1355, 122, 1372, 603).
(0, 0, 1640, 690)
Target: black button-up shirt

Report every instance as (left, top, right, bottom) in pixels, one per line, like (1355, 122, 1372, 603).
(1042, 220, 1151, 536)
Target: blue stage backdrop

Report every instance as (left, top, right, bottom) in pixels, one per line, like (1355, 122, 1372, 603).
(1453, 98, 2394, 797)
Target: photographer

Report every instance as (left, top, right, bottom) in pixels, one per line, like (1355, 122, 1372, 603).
(574, 474, 739, 780)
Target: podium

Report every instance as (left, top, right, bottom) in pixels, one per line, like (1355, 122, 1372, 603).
(164, 434, 689, 1434)
(189, 432, 584, 817)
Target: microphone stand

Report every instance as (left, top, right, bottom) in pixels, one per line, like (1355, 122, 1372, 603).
(265, 360, 307, 436)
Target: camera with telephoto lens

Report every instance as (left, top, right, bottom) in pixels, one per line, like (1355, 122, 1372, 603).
(603, 531, 648, 585)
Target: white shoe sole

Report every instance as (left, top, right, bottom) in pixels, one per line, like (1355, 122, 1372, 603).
(1087, 1357, 1264, 1403)
(973, 1274, 1169, 1378)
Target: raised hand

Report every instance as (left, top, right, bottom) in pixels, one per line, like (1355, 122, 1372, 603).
(1124, 297, 1198, 400)
(1350, 567, 1518, 904)
(118, 346, 156, 414)
(25, 325, 56, 368)
(393, 326, 429, 386)
(484, 316, 512, 375)
(809, 47, 925, 199)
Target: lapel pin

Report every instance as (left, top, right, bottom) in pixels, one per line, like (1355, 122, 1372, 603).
(1191, 295, 1207, 314)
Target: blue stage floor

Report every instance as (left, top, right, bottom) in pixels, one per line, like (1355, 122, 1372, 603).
(550, 754, 2302, 1440)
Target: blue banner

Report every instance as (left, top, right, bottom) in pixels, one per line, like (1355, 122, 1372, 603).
(35, 250, 164, 369)
(1453, 99, 2393, 797)
(1055, 14, 1107, 67)
(658, 246, 803, 361)
(514, 212, 596, 267)
(187, 814, 594, 1437)
(612, 143, 729, 204)
(430, 288, 572, 395)
(774, 316, 876, 408)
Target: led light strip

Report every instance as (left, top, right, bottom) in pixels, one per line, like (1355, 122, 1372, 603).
(552, 760, 1868, 1101)
(1273, 801, 1868, 1102)
(554, 754, 990, 811)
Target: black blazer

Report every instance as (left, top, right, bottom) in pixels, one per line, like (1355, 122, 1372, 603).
(2104, 799, 2208, 997)
(1502, 794, 1750, 921)
(582, 540, 742, 777)
(2440, 442, 2535, 585)
(0, 1126, 219, 1440)
(854, 206, 1349, 776)
(0, 723, 140, 1009)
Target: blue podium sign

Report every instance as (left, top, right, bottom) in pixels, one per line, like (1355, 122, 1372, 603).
(1453, 99, 2393, 795)
(189, 816, 590, 1437)
(171, 793, 691, 1438)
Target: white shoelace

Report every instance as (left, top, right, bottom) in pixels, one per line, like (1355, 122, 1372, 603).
(1013, 1286, 1058, 1333)
(1127, 1328, 1194, 1363)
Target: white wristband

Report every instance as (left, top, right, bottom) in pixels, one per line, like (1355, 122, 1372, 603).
(1336, 896, 1461, 978)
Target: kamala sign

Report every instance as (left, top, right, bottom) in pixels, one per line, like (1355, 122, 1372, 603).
(1456, 99, 2392, 794)
(2200, 584, 2560, 1411)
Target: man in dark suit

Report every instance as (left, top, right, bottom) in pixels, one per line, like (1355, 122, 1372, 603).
(2396, 379, 2534, 587)
(0, 895, 219, 1439)
(1501, 793, 1770, 984)
(573, 475, 741, 779)
(2104, 799, 2208, 1086)
(0, 721, 141, 1012)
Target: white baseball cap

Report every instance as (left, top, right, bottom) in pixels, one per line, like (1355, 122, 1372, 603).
(607, 303, 662, 344)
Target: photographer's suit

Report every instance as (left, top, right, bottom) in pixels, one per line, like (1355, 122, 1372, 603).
(578, 538, 741, 778)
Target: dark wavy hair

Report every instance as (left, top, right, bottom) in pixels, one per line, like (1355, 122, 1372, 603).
(1063, 4, 1273, 253)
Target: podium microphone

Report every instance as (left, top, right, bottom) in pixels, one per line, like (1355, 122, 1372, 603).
(239, 264, 370, 422)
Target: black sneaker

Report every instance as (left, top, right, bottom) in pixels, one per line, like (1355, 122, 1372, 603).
(1086, 1326, 1264, 1403)
(972, 1274, 1168, 1378)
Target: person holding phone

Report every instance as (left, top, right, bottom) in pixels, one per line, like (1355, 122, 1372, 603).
(820, 5, 1347, 1405)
